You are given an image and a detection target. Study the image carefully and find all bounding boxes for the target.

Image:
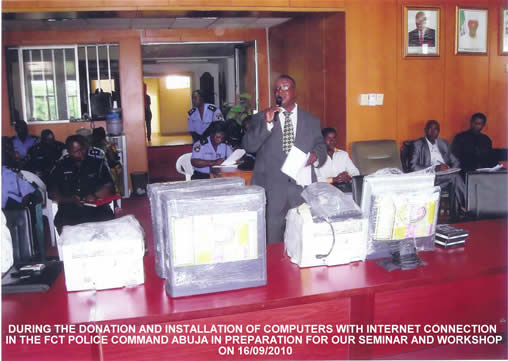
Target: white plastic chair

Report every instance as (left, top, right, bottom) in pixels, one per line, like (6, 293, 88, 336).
(176, 153, 194, 181)
(19, 170, 57, 247)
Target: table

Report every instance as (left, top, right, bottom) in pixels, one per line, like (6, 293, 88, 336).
(210, 166, 253, 185)
(2, 219, 507, 360)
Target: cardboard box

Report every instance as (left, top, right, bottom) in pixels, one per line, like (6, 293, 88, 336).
(147, 177, 245, 278)
(161, 185, 266, 297)
(59, 215, 145, 292)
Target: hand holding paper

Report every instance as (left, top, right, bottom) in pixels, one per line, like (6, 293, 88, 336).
(281, 146, 312, 186)
(213, 149, 246, 168)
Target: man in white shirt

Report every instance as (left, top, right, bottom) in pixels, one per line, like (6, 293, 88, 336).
(316, 128, 359, 184)
(409, 120, 466, 221)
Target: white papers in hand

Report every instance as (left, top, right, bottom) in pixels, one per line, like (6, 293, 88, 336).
(214, 149, 246, 167)
(476, 164, 503, 172)
(281, 146, 312, 186)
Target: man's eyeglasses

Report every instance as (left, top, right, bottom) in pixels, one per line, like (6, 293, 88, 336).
(274, 85, 291, 92)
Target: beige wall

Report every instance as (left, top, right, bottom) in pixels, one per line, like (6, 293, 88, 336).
(158, 76, 192, 135)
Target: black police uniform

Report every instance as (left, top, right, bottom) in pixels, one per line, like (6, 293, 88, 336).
(23, 141, 65, 184)
(49, 154, 114, 233)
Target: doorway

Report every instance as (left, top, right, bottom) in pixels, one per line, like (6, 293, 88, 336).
(142, 41, 259, 146)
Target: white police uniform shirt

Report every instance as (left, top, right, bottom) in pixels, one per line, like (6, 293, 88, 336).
(315, 149, 360, 183)
(188, 103, 224, 135)
(191, 137, 233, 174)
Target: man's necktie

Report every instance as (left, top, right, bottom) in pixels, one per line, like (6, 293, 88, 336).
(282, 111, 294, 154)
(419, 30, 423, 45)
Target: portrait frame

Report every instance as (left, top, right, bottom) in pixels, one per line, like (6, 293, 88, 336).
(456, 7, 488, 54)
(404, 6, 440, 58)
(500, 8, 508, 55)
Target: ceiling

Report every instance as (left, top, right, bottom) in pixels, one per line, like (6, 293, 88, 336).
(2, 10, 311, 63)
(2, 11, 296, 32)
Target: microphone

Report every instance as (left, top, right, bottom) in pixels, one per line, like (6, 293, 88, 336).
(274, 96, 282, 122)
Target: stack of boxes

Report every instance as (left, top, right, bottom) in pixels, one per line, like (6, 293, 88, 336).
(148, 178, 267, 297)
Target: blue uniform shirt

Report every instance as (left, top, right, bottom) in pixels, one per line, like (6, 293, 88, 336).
(188, 104, 224, 135)
(12, 135, 39, 159)
(191, 137, 233, 174)
(2, 166, 36, 208)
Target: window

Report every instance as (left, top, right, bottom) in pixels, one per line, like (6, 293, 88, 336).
(6, 43, 119, 123)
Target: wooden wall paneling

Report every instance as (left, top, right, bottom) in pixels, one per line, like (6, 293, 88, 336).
(255, 30, 270, 109)
(245, 45, 256, 105)
(118, 35, 149, 183)
(268, 23, 289, 97)
(269, 13, 346, 147)
(488, 2, 508, 147)
(443, 1, 491, 144)
(304, 15, 326, 122)
(225, 0, 290, 7)
(323, 13, 347, 149)
(290, 0, 345, 9)
(2, 49, 13, 137)
(345, 0, 398, 150)
(47, 0, 107, 9)
(396, 0, 446, 144)
(1, 0, 349, 12)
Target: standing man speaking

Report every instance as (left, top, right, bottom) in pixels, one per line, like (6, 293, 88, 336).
(242, 74, 326, 243)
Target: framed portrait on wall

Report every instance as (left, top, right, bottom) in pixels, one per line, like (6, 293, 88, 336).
(456, 7, 488, 54)
(501, 9, 508, 55)
(404, 6, 440, 57)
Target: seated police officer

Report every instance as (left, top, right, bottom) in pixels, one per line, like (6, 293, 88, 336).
(191, 122, 233, 179)
(48, 135, 114, 234)
(1, 137, 40, 210)
(11, 120, 39, 161)
(23, 129, 65, 185)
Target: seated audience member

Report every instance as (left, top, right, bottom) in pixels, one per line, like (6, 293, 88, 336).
(315, 128, 359, 186)
(2, 137, 40, 209)
(11, 121, 39, 161)
(191, 122, 233, 179)
(48, 135, 114, 233)
(23, 129, 65, 184)
(91, 127, 123, 195)
(451, 112, 498, 175)
(409, 120, 466, 220)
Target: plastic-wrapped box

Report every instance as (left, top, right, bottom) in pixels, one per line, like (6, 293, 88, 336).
(147, 177, 245, 278)
(285, 204, 368, 267)
(360, 173, 439, 259)
(161, 185, 266, 297)
(59, 215, 145, 291)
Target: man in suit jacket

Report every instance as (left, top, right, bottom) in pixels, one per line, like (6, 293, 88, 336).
(409, 120, 466, 220)
(242, 74, 326, 243)
(408, 11, 436, 47)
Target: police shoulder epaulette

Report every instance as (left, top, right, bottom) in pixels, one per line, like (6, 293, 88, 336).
(188, 108, 196, 116)
(207, 105, 217, 112)
(200, 137, 209, 145)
